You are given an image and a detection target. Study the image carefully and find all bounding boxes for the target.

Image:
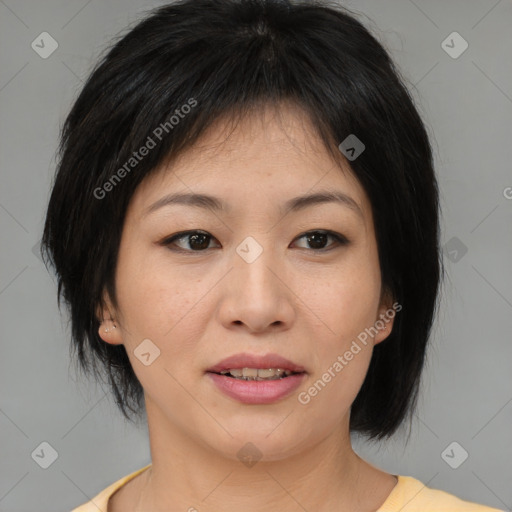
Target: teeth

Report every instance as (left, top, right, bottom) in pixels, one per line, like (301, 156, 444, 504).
(257, 368, 278, 378)
(219, 368, 294, 380)
(243, 368, 258, 378)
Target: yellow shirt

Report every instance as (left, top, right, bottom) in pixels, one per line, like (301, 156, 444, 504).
(71, 464, 504, 512)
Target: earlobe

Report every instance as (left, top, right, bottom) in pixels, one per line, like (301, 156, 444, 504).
(98, 318, 123, 345)
(373, 289, 397, 345)
(96, 290, 123, 345)
(373, 314, 393, 345)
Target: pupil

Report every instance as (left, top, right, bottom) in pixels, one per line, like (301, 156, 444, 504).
(307, 232, 327, 249)
(189, 233, 210, 250)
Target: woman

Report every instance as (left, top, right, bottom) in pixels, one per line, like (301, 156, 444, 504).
(41, 0, 503, 510)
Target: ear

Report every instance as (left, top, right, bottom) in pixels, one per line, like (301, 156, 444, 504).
(373, 287, 398, 346)
(96, 289, 123, 345)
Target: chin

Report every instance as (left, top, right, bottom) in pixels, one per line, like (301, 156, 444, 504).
(199, 423, 316, 464)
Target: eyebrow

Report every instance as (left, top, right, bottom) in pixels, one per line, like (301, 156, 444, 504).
(142, 190, 364, 219)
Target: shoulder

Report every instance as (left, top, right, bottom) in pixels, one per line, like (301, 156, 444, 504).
(70, 463, 152, 512)
(378, 475, 505, 512)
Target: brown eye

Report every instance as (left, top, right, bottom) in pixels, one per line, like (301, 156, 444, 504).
(162, 230, 219, 252)
(293, 230, 349, 251)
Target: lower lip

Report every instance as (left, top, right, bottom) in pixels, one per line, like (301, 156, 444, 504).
(207, 372, 306, 404)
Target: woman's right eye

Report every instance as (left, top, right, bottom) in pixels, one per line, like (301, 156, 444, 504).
(161, 230, 219, 252)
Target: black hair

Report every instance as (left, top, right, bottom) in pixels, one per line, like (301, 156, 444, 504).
(41, 0, 443, 440)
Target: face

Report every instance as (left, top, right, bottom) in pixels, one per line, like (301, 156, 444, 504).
(99, 103, 395, 462)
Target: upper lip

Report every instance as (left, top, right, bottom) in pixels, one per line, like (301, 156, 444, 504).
(206, 353, 306, 374)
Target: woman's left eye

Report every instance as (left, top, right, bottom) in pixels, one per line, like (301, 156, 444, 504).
(160, 229, 349, 253)
(293, 230, 349, 251)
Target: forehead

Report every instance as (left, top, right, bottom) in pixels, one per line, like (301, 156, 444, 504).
(128, 102, 371, 221)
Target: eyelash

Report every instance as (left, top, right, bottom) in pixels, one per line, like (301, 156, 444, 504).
(160, 229, 349, 253)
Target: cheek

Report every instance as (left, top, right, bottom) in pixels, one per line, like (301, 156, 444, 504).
(313, 258, 381, 344)
(113, 258, 204, 398)
(115, 246, 214, 363)
(302, 254, 381, 410)
(304, 350, 372, 428)
(302, 279, 378, 419)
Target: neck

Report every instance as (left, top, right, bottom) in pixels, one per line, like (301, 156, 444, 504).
(135, 401, 387, 512)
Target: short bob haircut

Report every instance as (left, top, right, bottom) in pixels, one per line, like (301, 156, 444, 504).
(41, 0, 443, 441)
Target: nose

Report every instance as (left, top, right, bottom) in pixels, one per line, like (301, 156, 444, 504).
(217, 241, 295, 334)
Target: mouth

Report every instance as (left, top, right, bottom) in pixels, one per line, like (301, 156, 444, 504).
(212, 367, 302, 381)
(206, 353, 307, 404)
(206, 352, 306, 377)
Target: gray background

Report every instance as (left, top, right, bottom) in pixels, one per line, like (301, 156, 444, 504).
(1, 0, 511, 511)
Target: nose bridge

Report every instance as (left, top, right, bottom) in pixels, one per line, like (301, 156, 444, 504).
(234, 234, 281, 296)
(218, 233, 294, 332)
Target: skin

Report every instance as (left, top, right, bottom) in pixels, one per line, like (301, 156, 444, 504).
(98, 102, 398, 512)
